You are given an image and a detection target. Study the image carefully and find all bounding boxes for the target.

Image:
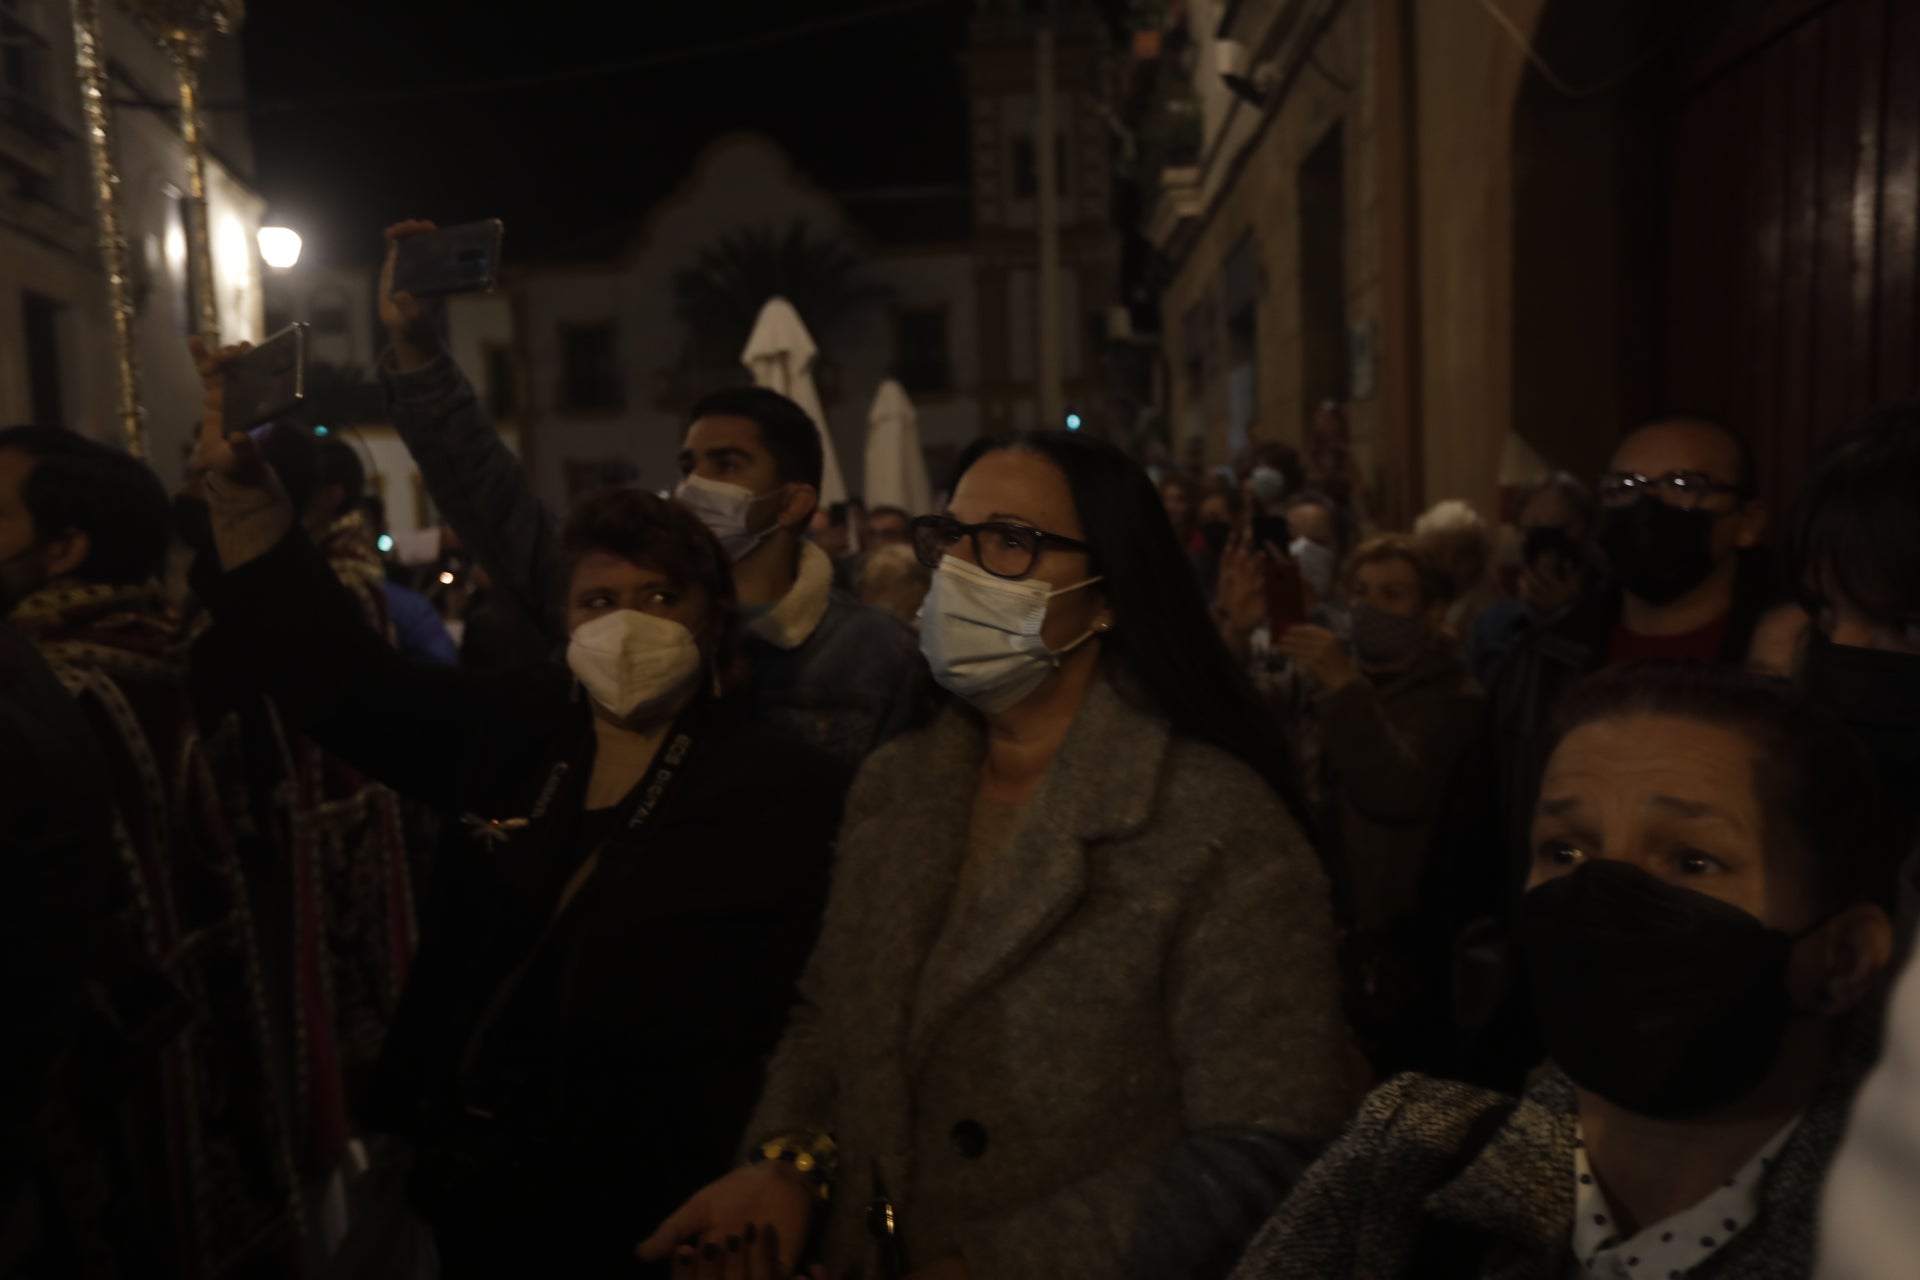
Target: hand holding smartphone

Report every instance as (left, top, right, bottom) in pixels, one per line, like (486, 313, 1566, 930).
(390, 219, 505, 298)
(221, 323, 308, 437)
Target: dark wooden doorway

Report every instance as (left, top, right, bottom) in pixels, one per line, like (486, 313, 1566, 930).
(1664, 0, 1920, 517)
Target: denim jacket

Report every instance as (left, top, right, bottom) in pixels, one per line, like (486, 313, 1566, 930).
(383, 355, 926, 770)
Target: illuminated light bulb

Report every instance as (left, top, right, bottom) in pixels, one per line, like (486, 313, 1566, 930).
(1065, 413, 1083, 431)
(377, 534, 394, 553)
(439, 571, 456, 586)
(258, 226, 303, 269)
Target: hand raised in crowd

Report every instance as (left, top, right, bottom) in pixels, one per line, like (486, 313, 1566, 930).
(1276, 623, 1357, 693)
(1213, 531, 1273, 644)
(639, 1164, 816, 1277)
(379, 219, 444, 372)
(187, 335, 272, 487)
(1518, 554, 1582, 618)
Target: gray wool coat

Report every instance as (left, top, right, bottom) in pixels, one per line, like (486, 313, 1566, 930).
(1229, 1063, 1863, 1280)
(745, 674, 1362, 1280)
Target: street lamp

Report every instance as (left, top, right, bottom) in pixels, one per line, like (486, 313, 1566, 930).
(258, 226, 302, 269)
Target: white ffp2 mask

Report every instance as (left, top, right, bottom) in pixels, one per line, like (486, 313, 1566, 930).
(918, 558, 1105, 715)
(674, 474, 786, 561)
(566, 609, 704, 724)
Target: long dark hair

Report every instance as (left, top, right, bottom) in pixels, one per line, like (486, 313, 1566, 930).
(951, 431, 1313, 830)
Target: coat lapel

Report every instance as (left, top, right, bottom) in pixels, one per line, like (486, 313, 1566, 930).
(905, 676, 1170, 1071)
(1422, 1073, 1578, 1260)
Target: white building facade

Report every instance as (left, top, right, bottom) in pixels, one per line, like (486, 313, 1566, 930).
(0, 0, 266, 489)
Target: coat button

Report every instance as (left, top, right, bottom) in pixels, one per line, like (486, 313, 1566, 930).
(950, 1119, 988, 1160)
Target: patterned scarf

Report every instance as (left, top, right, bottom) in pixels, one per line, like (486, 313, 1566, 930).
(10, 578, 185, 680)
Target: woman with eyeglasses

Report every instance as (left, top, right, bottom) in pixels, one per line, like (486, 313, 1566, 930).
(645, 432, 1360, 1280)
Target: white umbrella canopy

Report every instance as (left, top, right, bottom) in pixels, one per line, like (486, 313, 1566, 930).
(862, 378, 932, 516)
(741, 296, 848, 506)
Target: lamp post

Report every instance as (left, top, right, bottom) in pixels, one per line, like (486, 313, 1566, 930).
(127, 0, 244, 349)
(68, 0, 145, 456)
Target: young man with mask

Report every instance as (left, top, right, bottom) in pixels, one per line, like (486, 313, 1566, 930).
(375, 223, 921, 769)
(1231, 665, 1896, 1280)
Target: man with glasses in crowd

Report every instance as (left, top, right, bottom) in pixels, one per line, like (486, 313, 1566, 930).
(1481, 416, 1776, 860)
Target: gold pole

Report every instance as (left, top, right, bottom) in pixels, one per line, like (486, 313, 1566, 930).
(173, 45, 219, 346)
(130, 0, 245, 350)
(69, 0, 146, 456)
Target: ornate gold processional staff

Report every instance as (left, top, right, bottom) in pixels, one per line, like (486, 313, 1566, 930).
(68, 0, 145, 456)
(67, 0, 244, 458)
(127, 0, 244, 347)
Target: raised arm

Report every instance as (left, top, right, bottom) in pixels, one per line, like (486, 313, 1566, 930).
(379, 221, 567, 639)
(189, 337, 520, 810)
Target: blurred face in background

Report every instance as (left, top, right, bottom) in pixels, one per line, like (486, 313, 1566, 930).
(1288, 502, 1335, 550)
(865, 508, 911, 551)
(1160, 479, 1194, 532)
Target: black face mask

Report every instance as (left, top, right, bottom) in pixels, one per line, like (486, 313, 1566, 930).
(1804, 632, 1920, 836)
(1515, 860, 1821, 1119)
(1597, 497, 1721, 606)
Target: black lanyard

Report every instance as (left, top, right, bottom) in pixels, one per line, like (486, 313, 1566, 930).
(454, 704, 707, 1114)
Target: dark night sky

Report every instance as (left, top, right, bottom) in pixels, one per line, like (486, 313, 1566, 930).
(239, 0, 972, 268)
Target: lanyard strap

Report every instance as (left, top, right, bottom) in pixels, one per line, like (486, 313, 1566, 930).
(454, 705, 709, 1112)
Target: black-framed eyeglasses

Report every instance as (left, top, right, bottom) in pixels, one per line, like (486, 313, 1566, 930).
(1596, 469, 1752, 511)
(910, 514, 1092, 581)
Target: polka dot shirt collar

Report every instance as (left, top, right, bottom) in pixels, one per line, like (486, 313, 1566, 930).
(1568, 1115, 1800, 1279)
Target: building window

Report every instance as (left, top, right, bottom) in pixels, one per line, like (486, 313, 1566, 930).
(1297, 125, 1349, 414)
(896, 308, 951, 393)
(485, 345, 517, 421)
(0, 0, 46, 114)
(1221, 232, 1261, 454)
(1181, 294, 1216, 407)
(560, 323, 620, 411)
(22, 291, 63, 429)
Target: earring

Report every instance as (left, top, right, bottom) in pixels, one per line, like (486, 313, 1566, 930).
(1096, 620, 1114, 633)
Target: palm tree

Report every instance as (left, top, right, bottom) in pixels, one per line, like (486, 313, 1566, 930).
(665, 221, 888, 406)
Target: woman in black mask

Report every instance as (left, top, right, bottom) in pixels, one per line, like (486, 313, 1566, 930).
(1230, 664, 1896, 1280)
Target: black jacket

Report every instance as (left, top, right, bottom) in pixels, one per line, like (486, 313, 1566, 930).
(0, 625, 130, 1272)
(192, 534, 849, 1275)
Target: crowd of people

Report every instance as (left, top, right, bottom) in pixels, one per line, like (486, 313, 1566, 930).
(4, 219, 1920, 1280)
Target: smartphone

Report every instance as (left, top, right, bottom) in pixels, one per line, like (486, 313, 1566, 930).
(222, 323, 308, 436)
(1522, 525, 1580, 579)
(392, 219, 505, 298)
(1250, 514, 1292, 556)
(1264, 553, 1308, 635)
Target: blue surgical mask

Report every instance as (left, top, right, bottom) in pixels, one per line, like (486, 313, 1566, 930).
(918, 558, 1105, 714)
